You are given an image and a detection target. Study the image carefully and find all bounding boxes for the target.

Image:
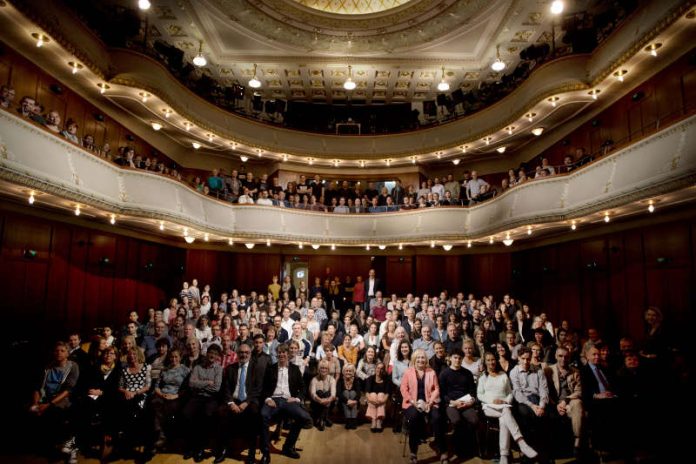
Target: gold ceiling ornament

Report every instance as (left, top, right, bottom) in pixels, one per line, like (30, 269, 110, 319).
(292, 0, 413, 15)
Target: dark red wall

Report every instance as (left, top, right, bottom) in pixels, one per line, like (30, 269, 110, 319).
(1, 209, 694, 345)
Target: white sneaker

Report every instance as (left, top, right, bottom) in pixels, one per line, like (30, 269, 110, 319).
(499, 455, 510, 464)
(61, 437, 76, 454)
(68, 448, 78, 464)
(518, 439, 538, 459)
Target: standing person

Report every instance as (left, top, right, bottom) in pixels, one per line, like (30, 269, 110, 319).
(477, 352, 537, 464)
(365, 269, 382, 313)
(259, 344, 312, 462)
(352, 275, 365, 311)
(400, 349, 446, 464)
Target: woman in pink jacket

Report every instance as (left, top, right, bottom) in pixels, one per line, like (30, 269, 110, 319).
(400, 349, 448, 464)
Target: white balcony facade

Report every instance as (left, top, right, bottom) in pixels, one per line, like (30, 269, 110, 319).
(1, 110, 695, 245)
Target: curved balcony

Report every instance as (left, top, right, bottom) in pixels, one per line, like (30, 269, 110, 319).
(1, 110, 695, 246)
(3, 0, 691, 160)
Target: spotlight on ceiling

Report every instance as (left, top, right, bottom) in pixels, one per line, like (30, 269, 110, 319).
(32, 33, 50, 48)
(437, 66, 450, 92)
(97, 83, 110, 94)
(491, 44, 506, 72)
(311, 244, 320, 250)
(192, 142, 201, 149)
(550, 0, 564, 15)
(68, 62, 83, 74)
(245, 243, 255, 249)
(378, 245, 386, 250)
(442, 244, 453, 251)
(248, 64, 262, 88)
(644, 43, 662, 57)
(151, 122, 162, 131)
(343, 65, 356, 91)
(531, 127, 544, 136)
(452, 159, 460, 165)
(613, 69, 628, 82)
(502, 233, 514, 247)
(496, 146, 507, 153)
(184, 236, 195, 244)
(192, 40, 207, 67)
(138, 0, 152, 11)
(548, 96, 560, 107)
(240, 155, 249, 162)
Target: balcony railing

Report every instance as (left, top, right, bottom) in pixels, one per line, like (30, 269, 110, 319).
(1, 110, 695, 244)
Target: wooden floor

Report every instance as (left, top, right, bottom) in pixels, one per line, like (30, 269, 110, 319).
(2, 422, 588, 464)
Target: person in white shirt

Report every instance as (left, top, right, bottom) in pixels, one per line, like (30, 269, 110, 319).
(478, 352, 537, 464)
(238, 187, 255, 204)
(256, 190, 274, 205)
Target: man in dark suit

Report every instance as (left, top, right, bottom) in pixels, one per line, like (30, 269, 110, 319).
(259, 344, 312, 463)
(365, 268, 383, 312)
(580, 346, 621, 453)
(214, 342, 264, 464)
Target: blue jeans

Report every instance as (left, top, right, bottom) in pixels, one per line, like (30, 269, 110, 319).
(260, 397, 312, 454)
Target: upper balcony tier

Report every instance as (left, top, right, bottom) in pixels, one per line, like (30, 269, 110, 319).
(1, 110, 695, 247)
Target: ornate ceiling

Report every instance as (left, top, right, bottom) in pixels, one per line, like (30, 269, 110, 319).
(147, 0, 557, 103)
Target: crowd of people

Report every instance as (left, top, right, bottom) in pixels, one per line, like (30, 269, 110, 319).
(2, 84, 597, 213)
(29, 270, 678, 464)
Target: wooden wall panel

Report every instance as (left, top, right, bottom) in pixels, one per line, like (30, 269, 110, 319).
(386, 256, 413, 296)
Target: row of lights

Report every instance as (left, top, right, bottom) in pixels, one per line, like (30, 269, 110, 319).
(30, 18, 667, 165)
(25, 189, 659, 249)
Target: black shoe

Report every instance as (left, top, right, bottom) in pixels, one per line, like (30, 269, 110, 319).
(194, 450, 206, 462)
(213, 449, 227, 463)
(370, 427, 377, 433)
(260, 454, 271, 464)
(183, 450, 195, 460)
(324, 418, 333, 427)
(316, 420, 325, 431)
(282, 448, 301, 459)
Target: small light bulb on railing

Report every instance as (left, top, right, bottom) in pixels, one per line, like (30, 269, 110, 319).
(430, 241, 435, 248)
(648, 203, 655, 213)
(398, 243, 403, 250)
(98, 83, 110, 94)
(331, 244, 336, 251)
(159, 221, 165, 231)
(571, 221, 577, 231)
(467, 240, 472, 248)
(527, 226, 532, 236)
(228, 238, 234, 246)
(267, 239, 271, 247)
(204, 233, 209, 242)
(28, 192, 35, 204)
(110, 214, 116, 225)
(604, 213, 610, 223)
(74, 205, 81, 216)
(489, 236, 494, 244)
(366, 244, 370, 251)
(299, 243, 304, 249)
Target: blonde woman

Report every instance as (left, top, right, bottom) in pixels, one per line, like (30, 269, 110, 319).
(400, 349, 446, 464)
(310, 359, 337, 430)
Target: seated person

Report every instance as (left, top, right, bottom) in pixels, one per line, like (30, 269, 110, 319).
(478, 352, 537, 464)
(365, 361, 390, 433)
(259, 344, 312, 462)
(510, 346, 552, 462)
(61, 119, 80, 144)
(17, 95, 35, 118)
(44, 110, 61, 133)
(337, 363, 362, 429)
(29, 341, 80, 461)
(215, 343, 262, 464)
(400, 349, 446, 464)
(0, 85, 16, 108)
(544, 346, 583, 455)
(181, 344, 223, 461)
(439, 349, 479, 459)
(580, 345, 621, 454)
(151, 349, 189, 450)
(309, 359, 337, 431)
